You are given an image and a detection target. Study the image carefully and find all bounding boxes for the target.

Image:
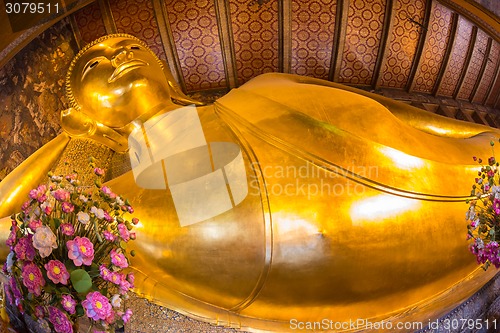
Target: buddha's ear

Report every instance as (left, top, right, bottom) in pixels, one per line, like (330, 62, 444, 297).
(60, 108, 97, 137)
(161, 60, 206, 106)
(60, 108, 128, 153)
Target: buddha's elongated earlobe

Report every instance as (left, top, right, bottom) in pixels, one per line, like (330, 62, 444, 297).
(161, 60, 205, 106)
(60, 108, 129, 153)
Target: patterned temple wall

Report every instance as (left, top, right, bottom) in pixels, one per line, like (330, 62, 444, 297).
(0, 19, 78, 182)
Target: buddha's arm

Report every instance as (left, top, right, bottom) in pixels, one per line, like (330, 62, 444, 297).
(290, 74, 499, 138)
(0, 133, 70, 218)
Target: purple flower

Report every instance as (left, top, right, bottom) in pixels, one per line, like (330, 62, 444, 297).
(28, 219, 42, 232)
(103, 231, 116, 242)
(122, 308, 132, 323)
(6, 225, 18, 249)
(48, 306, 73, 333)
(67, 237, 94, 266)
(61, 202, 74, 213)
(14, 235, 36, 261)
(21, 262, 45, 296)
(99, 265, 112, 281)
(53, 189, 70, 202)
(35, 305, 44, 318)
(61, 295, 77, 315)
(9, 276, 22, 303)
(60, 223, 75, 236)
(103, 211, 113, 222)
(45, 260, 70, 285)
(29, 185, 47, 203)
(110, 249, 128, 268)
(82, 291, 112, 321)
(119, 278, 131, 294)
(33, 225, 57, 258)
(117, 223, 130, 241)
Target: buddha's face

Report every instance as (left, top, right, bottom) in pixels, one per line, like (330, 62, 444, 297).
(69, 37, 170, 128)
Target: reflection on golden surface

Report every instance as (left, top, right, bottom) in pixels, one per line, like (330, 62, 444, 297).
(1, 34, 500, 332)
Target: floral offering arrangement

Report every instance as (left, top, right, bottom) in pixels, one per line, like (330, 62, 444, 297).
(3, 158, 137, 333)
(467, 140, 500, 271)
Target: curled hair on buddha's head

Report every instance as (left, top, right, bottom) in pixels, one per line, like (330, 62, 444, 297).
(65, 33, 164, 111)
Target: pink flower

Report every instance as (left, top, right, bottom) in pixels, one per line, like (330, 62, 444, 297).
(110, 249, 128, 268)
(100, 265, 112, 281)
(35, 305, 44, 318)
(67, 237, 94, 266)
(6, 225, 18, 249)
(14, 235, 36, 261)
(127, 206, 134, 213)
(94, 167, 104, 176)
(110, 272, 123, 285)
(119, 278, 131, 294)
(82, 291, 112, 321)
(122, 308, 132, 323)
(44, 260, 70, 285)
(130, 232, 136, 240)
(132, 217, 139, 225)
(53, 189, 70, 202)
(61, 295, 76, 315)
(61, 202, 74, 213)
(103, 231, 116, 241)
(43, 204, 53, 215)
(60, 223, 75, 236)
(117, 223, 130, 241)
(103, 211, 113, 222)
(28, 219, 42, 231)
(29, 185, 47, 203)
(127, 273, 135, 286)
(48, 306, 73, 333)
(33, 225, 57, 258)
(101, 186, 112, 195)
(21, 262, 45, 296)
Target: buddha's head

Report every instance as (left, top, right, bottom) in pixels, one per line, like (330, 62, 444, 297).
(66, 34, 171, 128)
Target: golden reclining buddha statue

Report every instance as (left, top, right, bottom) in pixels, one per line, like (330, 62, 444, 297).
(1, 34, 499, 332)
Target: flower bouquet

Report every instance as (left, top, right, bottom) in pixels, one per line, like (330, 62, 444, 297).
(3, 159, 137, 332)
(467, 141, 500, 271)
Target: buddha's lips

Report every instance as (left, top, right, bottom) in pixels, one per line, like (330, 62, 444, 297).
(108, 59, 148, 83)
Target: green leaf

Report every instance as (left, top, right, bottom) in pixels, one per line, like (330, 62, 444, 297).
(76, 304, 84, 317)
(70, 269, 92, 293)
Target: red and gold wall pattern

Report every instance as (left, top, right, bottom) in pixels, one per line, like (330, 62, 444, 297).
(437, 16, 473, 97)
(291, 0, 337, 80)
(229, 0, 279, 85)
(413, 1, 452, 93)
(379, 0, 425, 88)
(339, 0, 386, 85)
(73, 1, 106, 46)
(457, 29, 488, 100)
(473, 41, 499, 104)
(166, 0, 227, 91)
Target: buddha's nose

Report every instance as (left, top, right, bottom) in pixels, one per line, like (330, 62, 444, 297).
(111, 48, 134, 68)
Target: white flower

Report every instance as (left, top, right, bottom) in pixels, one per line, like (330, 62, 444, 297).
(77, 211, 90, 224)
(116, 197, 124, 206)
(79, 194, 88, 203)
(32, 225, 57, 258)
(90, 206, 105, 219)
(466, 207, 476, 221)
(111, 294, 122, 308)
(476, 238, 484, 249)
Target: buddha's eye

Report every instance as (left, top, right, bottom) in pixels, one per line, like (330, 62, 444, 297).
(81, 56, 106, 81)
(130, 45, 140, 50)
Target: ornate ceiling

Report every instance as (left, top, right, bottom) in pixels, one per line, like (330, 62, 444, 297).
(0, 0, 499, 109)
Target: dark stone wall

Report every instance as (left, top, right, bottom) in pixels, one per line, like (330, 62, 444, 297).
(0, 18, 78, 182)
